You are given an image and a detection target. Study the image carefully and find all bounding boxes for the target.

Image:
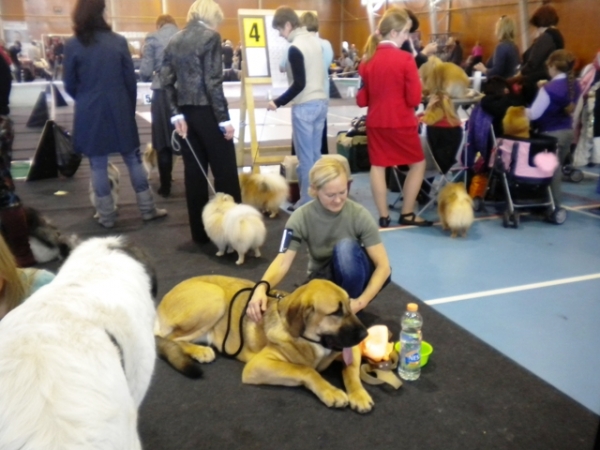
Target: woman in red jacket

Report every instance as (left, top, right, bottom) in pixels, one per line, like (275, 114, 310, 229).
(357, 7, 432, 227)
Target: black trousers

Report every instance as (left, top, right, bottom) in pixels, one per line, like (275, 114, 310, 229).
(180, 105, 241, 243)
(151, 89, 175, 192)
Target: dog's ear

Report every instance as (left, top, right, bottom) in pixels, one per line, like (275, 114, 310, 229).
(286, 304, 313, 338)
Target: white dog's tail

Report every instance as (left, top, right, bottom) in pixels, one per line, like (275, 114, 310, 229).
(223, 205, 266, 254)
(155, 336, 203, 379)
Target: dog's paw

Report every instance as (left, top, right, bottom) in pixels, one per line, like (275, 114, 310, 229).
(348, 388, 374, 413)
(319, 386, 349, 409)
(235, 256, 245, 265)
(216, 250, 225, 256)
(190, 346, 216, 363)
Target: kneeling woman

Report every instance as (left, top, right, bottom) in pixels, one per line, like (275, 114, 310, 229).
(247, 158, 391, 322)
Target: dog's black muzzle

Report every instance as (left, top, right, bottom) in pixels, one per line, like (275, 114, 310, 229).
(320, 322, 368, 351)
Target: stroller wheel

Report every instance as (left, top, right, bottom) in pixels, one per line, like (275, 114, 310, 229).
(473, 196, 483, 212)
(549, 208, 567, 225)
(569, 169, 584, 183)
(502, 211, 510, 228)
(512, 212, 520, 229)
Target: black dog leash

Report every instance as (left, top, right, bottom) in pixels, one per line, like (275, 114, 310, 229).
(222, 280, 278, 359)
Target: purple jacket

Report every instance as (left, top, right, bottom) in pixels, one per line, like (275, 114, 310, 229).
(535, 78, 581, 132)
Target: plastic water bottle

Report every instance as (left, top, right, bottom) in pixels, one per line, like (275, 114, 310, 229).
(398, 303, 423, 381)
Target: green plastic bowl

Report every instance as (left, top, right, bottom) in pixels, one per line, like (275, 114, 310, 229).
(394, 341, 434, 367)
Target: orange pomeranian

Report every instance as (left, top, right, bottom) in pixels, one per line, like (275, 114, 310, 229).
(239, 172, 289, 218)
(437, 183, 474, 238)
(502, 106, 530, 138)
(419, 56, 470, 99)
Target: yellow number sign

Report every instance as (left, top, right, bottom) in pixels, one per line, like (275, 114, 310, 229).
(243, 17, 266, 48)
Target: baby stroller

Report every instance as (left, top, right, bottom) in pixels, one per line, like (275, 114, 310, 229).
(561, 143, 584, 183)
(486, 134, 567, 228)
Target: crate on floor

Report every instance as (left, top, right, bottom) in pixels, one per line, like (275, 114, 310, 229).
(336, 131, 370, 173)
(281, 155, 300, 204)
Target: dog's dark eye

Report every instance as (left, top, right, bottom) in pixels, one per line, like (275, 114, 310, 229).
(330, 303, 344, 317)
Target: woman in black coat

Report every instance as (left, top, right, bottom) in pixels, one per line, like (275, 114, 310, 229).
(161, 0, 241, 244)
(64, 0, 166, 228)
(519, 5, 564, 104)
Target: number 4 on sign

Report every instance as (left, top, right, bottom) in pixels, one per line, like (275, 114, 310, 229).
(243, 18, 266, 48)
(250, 23, 260, 42)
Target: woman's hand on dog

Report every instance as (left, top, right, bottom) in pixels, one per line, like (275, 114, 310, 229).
(247, 289, 268, 323)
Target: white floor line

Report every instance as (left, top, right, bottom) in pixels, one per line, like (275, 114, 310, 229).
(582, 171, 600, 178)
(378, 213, 501, 232)
(425, 273, 600, 305)
(327, 111, 362, 121)
(564, 205, 600, 219)
(569, 203, 600, 210)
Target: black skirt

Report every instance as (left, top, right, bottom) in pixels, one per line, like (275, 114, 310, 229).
(150, 88, 175, 152)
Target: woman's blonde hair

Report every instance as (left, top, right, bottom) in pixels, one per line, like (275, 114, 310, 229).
(0, 235, 27, 317)
(308, 158, 350, 197)
(363, 7, 410, 62)
(187, 0, 224, 27)
(496, 16, 516, 42)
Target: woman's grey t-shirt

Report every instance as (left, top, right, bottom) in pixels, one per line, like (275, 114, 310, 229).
(284, 199, 381, 273)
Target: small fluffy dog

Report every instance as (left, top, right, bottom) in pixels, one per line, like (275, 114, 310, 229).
(503, 106, 530, 138)
(142, 143, 181, 180)
(419, 56, 470, 99)
(437, 182, 474, 238)
(89, 162, 120, 218)
(23, 206, 76, 263)
(239, 172, 289, 218)
(0, 236, 157, 450)
(202, 192, 266, 265)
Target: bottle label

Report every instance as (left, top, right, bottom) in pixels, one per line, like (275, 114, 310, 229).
(403, 350, 421, 367)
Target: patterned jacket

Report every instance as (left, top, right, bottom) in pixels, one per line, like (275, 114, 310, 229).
(160, 20, 230, 123)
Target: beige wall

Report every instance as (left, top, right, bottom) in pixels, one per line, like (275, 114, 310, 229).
(0, 0, 341, 54)
(341, 0, 599, 70)
(1, 0, 596, 67)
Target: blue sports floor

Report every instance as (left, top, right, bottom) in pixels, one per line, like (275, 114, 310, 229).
(354, 138, 600, 416)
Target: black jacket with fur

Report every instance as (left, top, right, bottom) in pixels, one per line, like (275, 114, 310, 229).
(160, 20, 230, 123)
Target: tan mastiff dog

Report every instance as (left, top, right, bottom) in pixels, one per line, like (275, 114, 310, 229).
(154, 275, 374, 413)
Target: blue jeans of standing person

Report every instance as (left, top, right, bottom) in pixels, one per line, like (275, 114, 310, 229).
(291, 99, 328, 207)
(89, 148, 149, 197)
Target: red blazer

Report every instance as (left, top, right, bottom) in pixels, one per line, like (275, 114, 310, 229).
(357, 42, 422, 128)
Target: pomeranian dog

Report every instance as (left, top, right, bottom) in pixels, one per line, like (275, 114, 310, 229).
(239, 172, 289, 218)
(437, 183, 474, 238)
(419, 56, 470, 99)
(142, 143, 181, 180)
(89, 162, 120, 219)
(502, 106, 530, 138)
(202, 193, 266, 265)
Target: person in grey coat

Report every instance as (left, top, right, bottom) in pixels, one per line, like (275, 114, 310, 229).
(161, 0, 240, 245)
(64, 0, 166, 228)
(139, 14, 178, 197)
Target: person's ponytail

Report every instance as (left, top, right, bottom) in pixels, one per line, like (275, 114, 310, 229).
(363, 33, 381, 62)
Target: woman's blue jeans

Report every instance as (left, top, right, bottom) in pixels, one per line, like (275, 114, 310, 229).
(89, 148, 149, 197)
(291, 99, 328, 207)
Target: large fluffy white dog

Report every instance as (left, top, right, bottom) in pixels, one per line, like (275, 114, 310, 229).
(0, 236, 157, 450)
